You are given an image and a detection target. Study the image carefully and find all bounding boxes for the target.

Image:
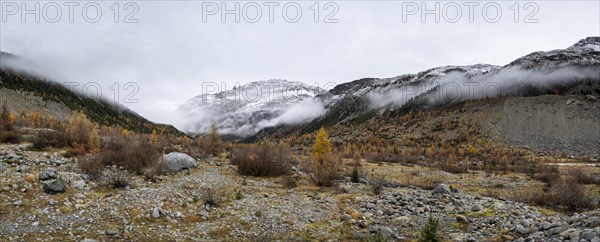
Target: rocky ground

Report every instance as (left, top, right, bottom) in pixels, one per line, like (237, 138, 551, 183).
(1, 143, 599, 241)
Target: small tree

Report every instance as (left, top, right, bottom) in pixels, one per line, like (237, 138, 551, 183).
(310, 127, 339, 186)
(312, 127, 332, 163)
(150, 129, 158, 143)
(419, 216, 441, 242)
(205, 122, 222, 155)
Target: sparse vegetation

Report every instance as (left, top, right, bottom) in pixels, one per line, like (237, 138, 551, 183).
(370, 176, 386, 195)
(367, 230, 389, 242)
(31, 130, 68, 150)
(78, 155, 104, 180)
(509, 173, 596, 212)
(419, 216, 441, 242)
(0, 102, 21, 144)
(104, 168, 130, 189)
(279, 175, 297, 189)
(199, 122, 222, 156)
(201, 188, 222, 207)
(234, 190, 243, 200)
(231, 144, 292, 177)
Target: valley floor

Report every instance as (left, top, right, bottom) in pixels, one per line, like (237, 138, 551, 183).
(1, 144, 599, 241)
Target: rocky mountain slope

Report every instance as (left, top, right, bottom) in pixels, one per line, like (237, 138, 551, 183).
(0, 52, 182, 136)
(180, 79, 324, 136)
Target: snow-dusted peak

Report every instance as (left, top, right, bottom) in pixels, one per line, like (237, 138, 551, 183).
(508, 37, 600, 70)
(179, 79, 325, 135)
(568, 37, 600, 52)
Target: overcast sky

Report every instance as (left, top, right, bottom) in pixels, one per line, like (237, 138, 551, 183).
(1, 1, 598, 128)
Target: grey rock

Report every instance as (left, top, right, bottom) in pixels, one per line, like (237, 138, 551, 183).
(340, 214, 351, 221)
(471, 204, 482, 212)
(560, 228, 580, 239)
(151, 208, 161, 218)
(105, 230, 119, 236)
(199, 210, 209, 218)
(432, 183, 451, 195)
(0, 163, 6, 172)
(591, 236, 600, 242)
(72, 180, 85, 190)
(42, 179, 66, 194)
(547, 226, 567, 236)
(81, 239, 98, 242)
(541, 221, 552, 230)
(38, 168, 58, 180)
(456, 215, 469, 223)
(516, 225, 529, 235)
(369, 226, 399, 239)
(16, 165, 29, 173)
(162, 152, 196, 173)
(581, 230, 597, 241)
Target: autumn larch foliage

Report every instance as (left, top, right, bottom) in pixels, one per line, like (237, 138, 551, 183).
(203, 122, 222, 156)
(310, 127, 340, 186)
(65, 111, 100, 152)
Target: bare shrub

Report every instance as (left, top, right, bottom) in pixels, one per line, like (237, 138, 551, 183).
(553, 178, 594, 212)
(143, 160, 164, 182)
(0, 131, 21, 144)
(508, 179, 595, 212)
(78, 155, 104, 180)
(99, 133, 161, 175)
(231, 144, 292, 177)
(370, 176, 386, 195)
(566, 168, 598, 185)
(280, 175, 297, 189)
(534, 165, 561, 185)
(31, 130, 68, 150)
(65, 144, 88, 158)
(201, 188, 222, 207)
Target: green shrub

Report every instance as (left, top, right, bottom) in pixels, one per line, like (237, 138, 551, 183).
(419, 216, 441, 242)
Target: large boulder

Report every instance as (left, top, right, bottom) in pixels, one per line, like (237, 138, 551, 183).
(432, 183, 451, 195)
(162, 152, 196, 173)
(43, 179, 66, 194)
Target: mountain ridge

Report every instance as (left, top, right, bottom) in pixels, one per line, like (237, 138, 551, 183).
(0, 52, 184, 136)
